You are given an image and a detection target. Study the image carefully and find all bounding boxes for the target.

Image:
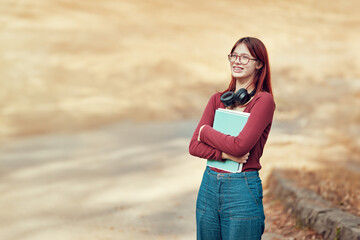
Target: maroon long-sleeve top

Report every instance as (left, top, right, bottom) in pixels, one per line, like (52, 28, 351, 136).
(189, 91, 275, 172)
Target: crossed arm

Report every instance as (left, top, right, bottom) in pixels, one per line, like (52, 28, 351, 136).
(189, 92, 275, 163)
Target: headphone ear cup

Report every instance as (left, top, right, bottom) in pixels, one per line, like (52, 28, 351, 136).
(235, 88, 250, 105)
(220, 91, 236, 107)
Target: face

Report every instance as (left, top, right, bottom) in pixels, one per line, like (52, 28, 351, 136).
(230, 43, 262, 82)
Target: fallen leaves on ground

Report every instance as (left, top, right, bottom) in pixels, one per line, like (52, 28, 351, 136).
(282, 166, 360, 217)
(264, 190, 324, 240)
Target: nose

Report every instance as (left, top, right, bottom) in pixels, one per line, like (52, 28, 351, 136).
(234, 56, 242, 64)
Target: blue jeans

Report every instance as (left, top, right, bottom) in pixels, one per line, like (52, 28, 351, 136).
(196, 167, 265, 240)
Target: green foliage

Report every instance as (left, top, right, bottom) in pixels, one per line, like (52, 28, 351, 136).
(334, 227, 341, 240)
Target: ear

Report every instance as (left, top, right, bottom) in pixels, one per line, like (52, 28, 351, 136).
(256, 61, 263, 70)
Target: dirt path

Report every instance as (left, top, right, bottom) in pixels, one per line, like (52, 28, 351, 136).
(0, 121, 201, 240)
(0, 120, 326, 240)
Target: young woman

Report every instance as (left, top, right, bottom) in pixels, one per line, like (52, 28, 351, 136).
(189, 37, 275, 240)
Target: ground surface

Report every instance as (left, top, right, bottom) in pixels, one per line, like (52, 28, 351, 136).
(0, 121, 323, 240)
(0, 0, 359, 239)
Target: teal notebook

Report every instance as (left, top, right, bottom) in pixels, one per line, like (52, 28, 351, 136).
(207, 108, 250, 172)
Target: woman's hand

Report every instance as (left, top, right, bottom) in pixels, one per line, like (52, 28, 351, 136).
(222, 152, 250, 164)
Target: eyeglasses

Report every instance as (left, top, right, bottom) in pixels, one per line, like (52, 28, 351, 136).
(228, 54, 257, 65)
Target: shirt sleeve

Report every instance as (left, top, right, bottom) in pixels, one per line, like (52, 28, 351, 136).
(199, 92, 275, 157)
(188, 93, 223, 161)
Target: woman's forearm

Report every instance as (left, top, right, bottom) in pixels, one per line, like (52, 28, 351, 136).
(188, 93, 223, 161)
(222, 152, 249, 163)
(199, 93, 275, 157)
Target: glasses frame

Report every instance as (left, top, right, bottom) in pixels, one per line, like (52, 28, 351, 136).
(228, 54, 257, 65)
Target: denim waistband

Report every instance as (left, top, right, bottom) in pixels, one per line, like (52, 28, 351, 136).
(206, 166, 259, 179)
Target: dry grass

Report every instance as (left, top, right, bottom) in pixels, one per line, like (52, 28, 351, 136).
(0, 0, 360, 141)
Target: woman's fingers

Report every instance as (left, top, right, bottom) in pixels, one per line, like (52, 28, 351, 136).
(225, 152, 250, 164)
(239, 153, 249, 163)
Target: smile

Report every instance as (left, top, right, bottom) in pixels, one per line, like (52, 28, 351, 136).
(233, 66, 244, 73)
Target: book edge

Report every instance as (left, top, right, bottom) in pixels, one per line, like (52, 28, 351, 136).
(216, 108, 250, 117)
(207, 159, 240, 173)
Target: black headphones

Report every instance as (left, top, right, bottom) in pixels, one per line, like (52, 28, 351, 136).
(220, 88, 256, 107)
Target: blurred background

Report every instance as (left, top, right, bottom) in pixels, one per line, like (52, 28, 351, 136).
(0, 0, 359, 239)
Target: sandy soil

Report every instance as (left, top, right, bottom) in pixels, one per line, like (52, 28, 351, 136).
(0, 0, 359, 239)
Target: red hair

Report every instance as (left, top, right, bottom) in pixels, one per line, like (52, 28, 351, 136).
(223, 37, 273, 97)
